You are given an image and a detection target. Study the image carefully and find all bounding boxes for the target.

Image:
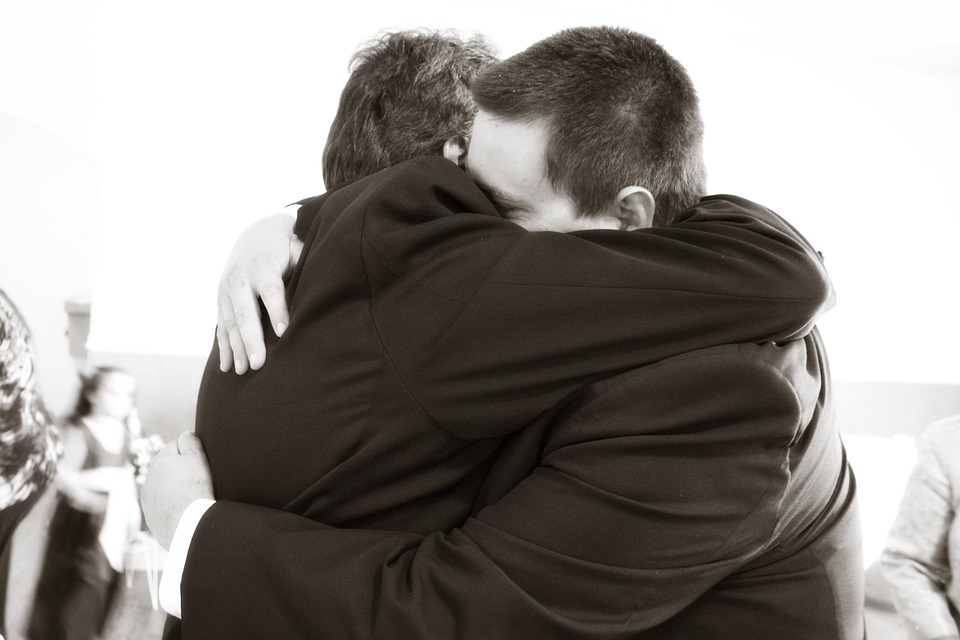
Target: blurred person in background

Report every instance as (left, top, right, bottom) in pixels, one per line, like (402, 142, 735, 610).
(0, 288, 59, 638)
(28, 366, 142, 640)
(882, 414, 960, 640)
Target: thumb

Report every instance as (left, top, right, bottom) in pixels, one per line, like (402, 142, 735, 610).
(176, 431, 204, 455)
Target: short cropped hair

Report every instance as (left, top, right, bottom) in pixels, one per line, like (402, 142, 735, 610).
(472, 26, 707, 225)
(323, 29, 499, 189)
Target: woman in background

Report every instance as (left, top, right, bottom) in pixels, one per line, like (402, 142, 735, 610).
(0, 288, 59, 637)
(28, 366, 142, 640)
(882, 414, 960, 640)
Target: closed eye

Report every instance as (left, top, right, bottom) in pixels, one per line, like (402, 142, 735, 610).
(465, 167, 524, 217)
(474, 185, 519, 216)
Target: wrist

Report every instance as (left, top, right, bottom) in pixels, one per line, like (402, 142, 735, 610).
(159, 498, 216, 618)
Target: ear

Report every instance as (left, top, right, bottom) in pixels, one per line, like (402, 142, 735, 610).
(442, 136, 468, 167)
(612, 186, 655, 230)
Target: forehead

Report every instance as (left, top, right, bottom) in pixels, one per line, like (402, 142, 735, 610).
(465, 111, 554, 205)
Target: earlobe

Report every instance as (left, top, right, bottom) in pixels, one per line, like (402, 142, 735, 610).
(442, 137, 468, 167)
(614, 186, 655, 230)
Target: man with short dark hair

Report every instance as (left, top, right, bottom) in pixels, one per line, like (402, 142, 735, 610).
(143, 26, 863, 639)
(470, 26, 706, 226)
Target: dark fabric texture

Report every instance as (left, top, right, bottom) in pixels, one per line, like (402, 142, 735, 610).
(28, 421, 130, 640)
(170, 157, 858, 638)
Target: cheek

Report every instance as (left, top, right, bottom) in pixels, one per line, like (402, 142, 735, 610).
(511, 217, 537, 231)
(519, 205, 561, 231)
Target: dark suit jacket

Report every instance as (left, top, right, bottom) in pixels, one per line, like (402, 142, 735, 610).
(174, 157, 851, 638)
(184, 333, 862, 639)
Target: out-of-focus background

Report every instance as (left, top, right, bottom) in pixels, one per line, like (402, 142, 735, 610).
(2, 1, 958, 638)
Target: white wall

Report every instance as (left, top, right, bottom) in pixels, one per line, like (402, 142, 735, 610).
(2, 0, 959, 419)
(0, 114, 98, 415)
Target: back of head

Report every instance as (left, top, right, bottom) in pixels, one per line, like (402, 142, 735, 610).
(323, 29, 499, 189)
(471, 26, 706, 225)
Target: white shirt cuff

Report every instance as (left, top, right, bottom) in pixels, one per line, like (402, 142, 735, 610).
(159, 498, 216, 618)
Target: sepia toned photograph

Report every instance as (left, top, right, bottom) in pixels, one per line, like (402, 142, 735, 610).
(2, 1, 958, 638)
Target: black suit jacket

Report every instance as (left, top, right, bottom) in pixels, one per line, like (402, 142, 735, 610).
(183, 337, 862, 638)
(174, 157, 852, 638)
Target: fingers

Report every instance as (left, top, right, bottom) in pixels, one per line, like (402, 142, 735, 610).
(148, 439, 181, 468)
(234, 292, 266, 371)
(141, 432, 212, 550)
(217, 273, 264, 374)
(218, 322, 250, 375)
(176, 431, 204, 455)
(160, 439, 180, 457)
(216, 293, 239, 373)
(215, 211, 298, 374)
(257, 225, 302, 339)
(216, 322, 235, 374)
(257, 279, 289, 340)
(288, 236, 304, 268)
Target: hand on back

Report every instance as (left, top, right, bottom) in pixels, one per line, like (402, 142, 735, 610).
(217, 209, 301, 374)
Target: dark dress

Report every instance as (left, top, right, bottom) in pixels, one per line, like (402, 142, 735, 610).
(28, 423, 131, 640)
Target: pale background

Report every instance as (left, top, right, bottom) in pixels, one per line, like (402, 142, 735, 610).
(1, 3, 959, 624)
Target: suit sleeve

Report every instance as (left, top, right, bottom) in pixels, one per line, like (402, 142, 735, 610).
(881, 425, 960, 639)
(181, 341, 817, 639)
(353, 158, 834, 438)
